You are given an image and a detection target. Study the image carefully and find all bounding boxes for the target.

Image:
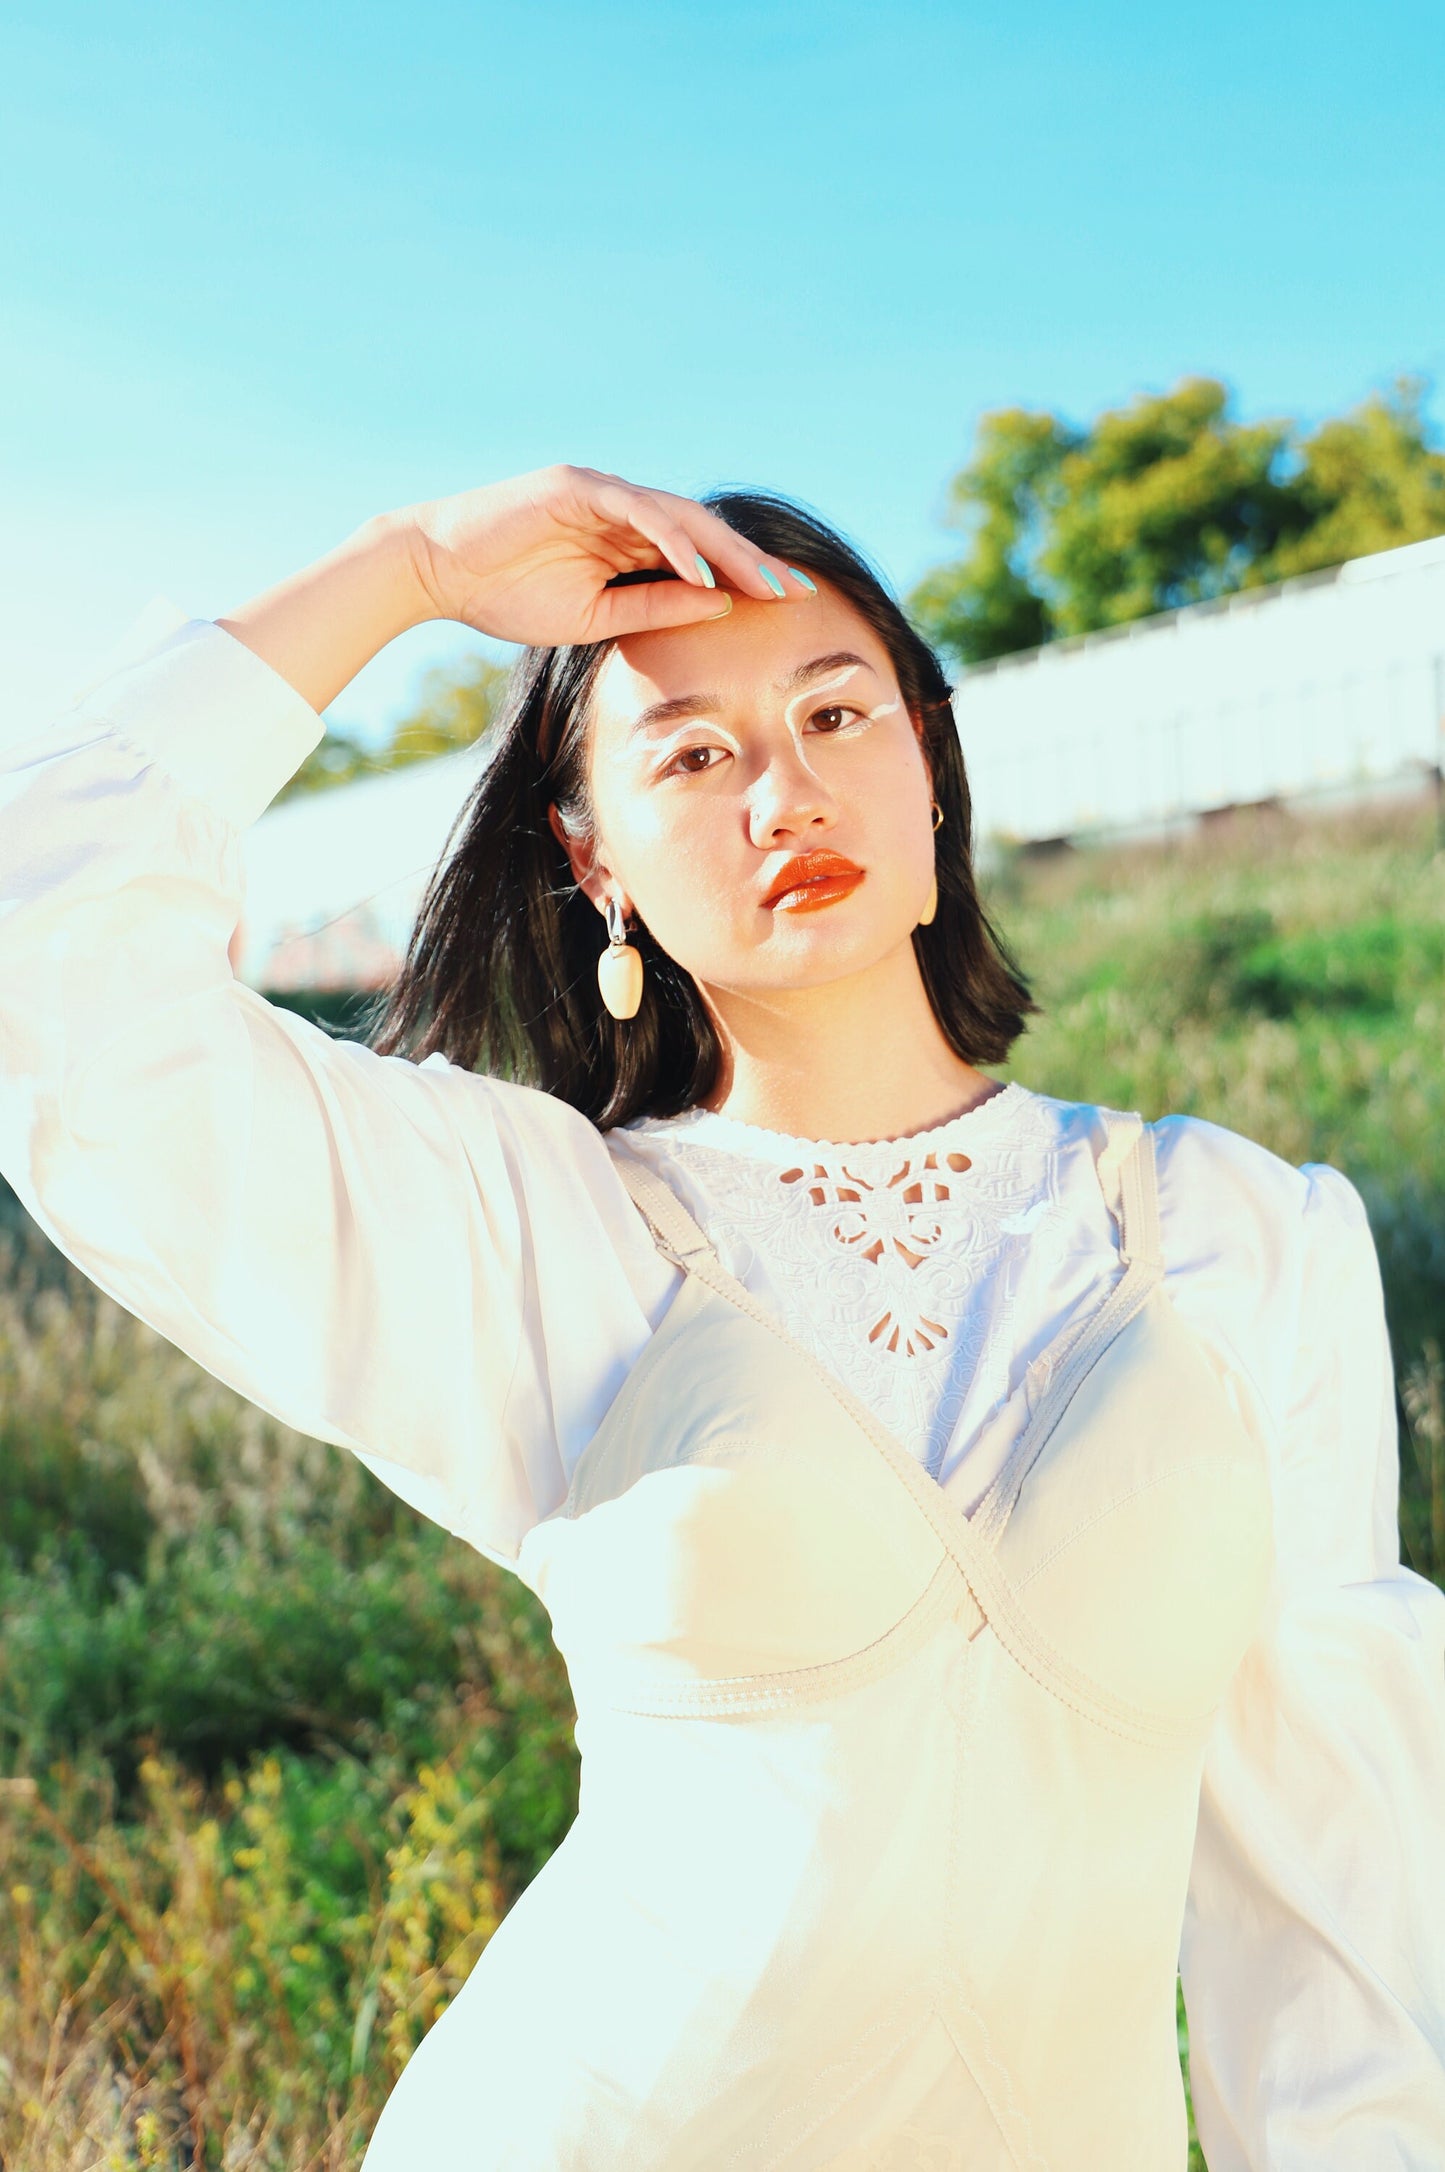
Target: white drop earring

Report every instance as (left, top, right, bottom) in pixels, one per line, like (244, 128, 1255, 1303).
(597, 895, 644, 1020)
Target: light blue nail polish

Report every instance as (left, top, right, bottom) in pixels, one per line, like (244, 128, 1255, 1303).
(694, 552, 716, 589)
(787, 566, 818, 593)
(759, 564, 787, 598)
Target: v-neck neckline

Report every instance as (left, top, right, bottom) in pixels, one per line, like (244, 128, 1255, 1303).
(601, 1134, 1200, 1748)
(585, 1126, 1203, 1748)
(604, 1124, 1162, 1565)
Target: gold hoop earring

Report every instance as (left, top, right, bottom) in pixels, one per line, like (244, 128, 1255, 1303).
(597, 896, 644, 1020)
(917, 800, 942, 925)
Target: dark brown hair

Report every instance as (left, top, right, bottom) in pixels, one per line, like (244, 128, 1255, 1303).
(367, 486, 1037, 1126)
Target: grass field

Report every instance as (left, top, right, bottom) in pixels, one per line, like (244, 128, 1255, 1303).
(2, 792, 1441, 2169)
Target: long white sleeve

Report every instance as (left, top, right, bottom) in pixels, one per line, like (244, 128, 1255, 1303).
(0, 607, 677, 1570)
(1178, 1158, 1445, 2167)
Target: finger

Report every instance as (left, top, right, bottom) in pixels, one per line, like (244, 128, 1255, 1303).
(588, 578, 735, 641)
(649, 489, 817, 603)
(607, 491, 722, 592)
(590, 478, 808, 603)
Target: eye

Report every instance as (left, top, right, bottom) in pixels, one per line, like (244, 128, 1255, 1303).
(809, 703, 869, 733)
(660, 743, 726, 778)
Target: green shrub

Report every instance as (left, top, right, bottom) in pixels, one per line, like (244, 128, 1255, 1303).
(0, 1217, 580, 1833)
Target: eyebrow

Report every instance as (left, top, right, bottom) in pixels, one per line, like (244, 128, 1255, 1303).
(626, 651, 880, 737)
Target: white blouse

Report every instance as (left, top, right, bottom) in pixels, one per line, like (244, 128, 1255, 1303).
(2, 602, 1443, 2168)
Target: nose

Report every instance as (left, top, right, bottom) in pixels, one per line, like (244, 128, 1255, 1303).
(745, 745, 839, 849)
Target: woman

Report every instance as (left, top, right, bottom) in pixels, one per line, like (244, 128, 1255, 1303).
(2, 465, 1442, 2169)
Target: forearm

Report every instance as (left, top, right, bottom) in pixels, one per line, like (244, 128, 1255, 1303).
(215, 507, 438, 714)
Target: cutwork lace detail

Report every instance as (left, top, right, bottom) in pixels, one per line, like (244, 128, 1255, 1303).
(622, 1091, 1066, 1480)
(777, 1149, 976, 1357)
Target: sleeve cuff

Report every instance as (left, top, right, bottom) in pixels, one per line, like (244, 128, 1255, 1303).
(74, 598, 328, 831)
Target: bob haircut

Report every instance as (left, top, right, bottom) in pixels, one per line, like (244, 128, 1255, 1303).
(367, 487, 1037, 1128)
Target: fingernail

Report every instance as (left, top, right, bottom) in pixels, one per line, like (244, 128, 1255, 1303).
(787, 566, 818, 593)
(694, 552, 716, 589)
(759, 564, 787, 598)
(708, 594, 733, 618)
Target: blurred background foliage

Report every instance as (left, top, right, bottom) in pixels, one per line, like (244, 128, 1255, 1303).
(272, 655, 511, 806)
(908, 374, 1445, 664)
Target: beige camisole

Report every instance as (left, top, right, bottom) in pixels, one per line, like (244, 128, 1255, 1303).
(359, 1108, 1275, 2170)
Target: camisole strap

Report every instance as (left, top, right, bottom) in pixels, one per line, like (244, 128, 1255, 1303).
(609, 1148, 724, 1272)
(1093, 1110, 1163, 1274)
(967, 1113, 1166, 1546)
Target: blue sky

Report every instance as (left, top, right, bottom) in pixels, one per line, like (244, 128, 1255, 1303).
(3, 0, 1443, 744)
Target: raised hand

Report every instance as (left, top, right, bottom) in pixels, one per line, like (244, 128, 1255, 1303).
(403, 464, 815, 646)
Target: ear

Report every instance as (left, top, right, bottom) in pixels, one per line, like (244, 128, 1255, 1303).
(547, 802, 621, 919)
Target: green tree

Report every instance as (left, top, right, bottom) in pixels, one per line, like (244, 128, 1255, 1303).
(910, 374, 1445, 666)
(909, 408, 1077, 662)
(1270, 378, 1445, 579)
(1043, 378, 1302, 633)
(275, 654, 511, 806)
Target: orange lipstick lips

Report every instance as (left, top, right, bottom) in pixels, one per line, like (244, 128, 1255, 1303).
(762, 850, 866, 914)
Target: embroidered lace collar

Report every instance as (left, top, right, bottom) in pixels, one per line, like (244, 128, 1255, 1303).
(618, 1080, 1062, 1482)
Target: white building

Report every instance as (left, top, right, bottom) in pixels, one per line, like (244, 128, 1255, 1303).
(233, 737, 492, 991)
(234, 535, 1445, 992)
(954, 532, 1445, 848)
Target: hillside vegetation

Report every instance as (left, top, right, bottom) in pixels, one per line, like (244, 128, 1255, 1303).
(1, 794, 1440, 2170)
(991, 791, 1445, 1589)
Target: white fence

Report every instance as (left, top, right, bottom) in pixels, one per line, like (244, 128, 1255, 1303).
(953, 534, 1445, 845)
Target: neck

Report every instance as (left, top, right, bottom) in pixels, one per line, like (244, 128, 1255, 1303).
(697, 940, 1005, 1144)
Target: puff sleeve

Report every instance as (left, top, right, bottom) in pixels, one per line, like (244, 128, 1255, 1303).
(1178, 1159, 1445, 2168)
(0, 605, 676, 1570)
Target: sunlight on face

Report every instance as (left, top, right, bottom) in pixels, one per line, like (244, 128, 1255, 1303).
(579, 580, 936, 998)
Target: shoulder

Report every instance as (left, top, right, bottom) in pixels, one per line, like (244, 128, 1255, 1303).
(395, 1057, 683, 1334)
(1145, 1110, 1383, 1436)
(1031, 1089, 1330, 1259)
(392, 1050, 614, 1163)
(354, 1049, 668, 1265)
(1144, 1109, 1371, 1283)
(1147, 1109, 1322, 1256)
(1040, 1093, 1377, 1416)
(1018, 1097, 1400, 1588)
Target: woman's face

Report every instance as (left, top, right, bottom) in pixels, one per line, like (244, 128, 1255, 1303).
(561, 579, 936, 1002)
